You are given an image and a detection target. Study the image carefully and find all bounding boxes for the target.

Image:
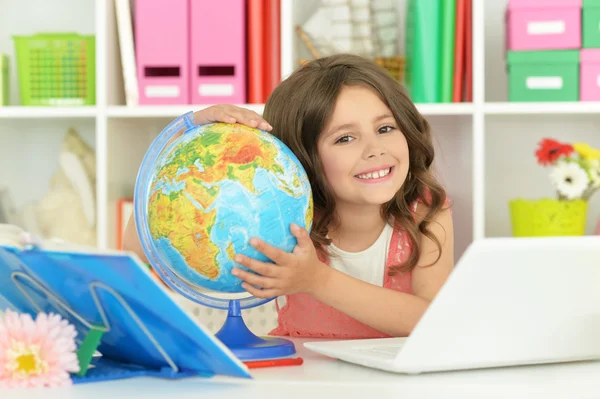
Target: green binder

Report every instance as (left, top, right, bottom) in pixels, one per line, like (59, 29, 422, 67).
(404, 0, 442, 103)
(440, 0, 456, 102)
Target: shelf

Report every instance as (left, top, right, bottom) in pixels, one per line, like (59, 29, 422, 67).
(107, 103, 475, 119)
(4, 103, 599, 119)
(0, 106, 98, 119)
(484, 102, 600, 115)
(107, 104, 266, 118)
(416, 103, 474, 115)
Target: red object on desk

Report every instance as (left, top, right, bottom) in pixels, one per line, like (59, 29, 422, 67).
(244, 357, 304, 369)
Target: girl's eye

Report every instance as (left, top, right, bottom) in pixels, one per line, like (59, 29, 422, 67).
(378, 125, 395, 134)
(335, 135, 353, 144)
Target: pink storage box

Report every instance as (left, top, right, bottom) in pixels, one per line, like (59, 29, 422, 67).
(189, 0, 246, 104)
(580, 49, 600, 101)
(135, 0, 190, 105)
(506, 0, 582, 51)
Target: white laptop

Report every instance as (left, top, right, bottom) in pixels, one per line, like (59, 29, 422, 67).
(304, 236, 600, 374)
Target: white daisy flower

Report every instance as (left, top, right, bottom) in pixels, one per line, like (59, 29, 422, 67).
(549, 161, 590, 200)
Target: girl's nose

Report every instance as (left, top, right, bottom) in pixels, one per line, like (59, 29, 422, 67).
(363, 142, 386, 159)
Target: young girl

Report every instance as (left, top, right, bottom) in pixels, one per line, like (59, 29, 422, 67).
(123, 53, 454, 339)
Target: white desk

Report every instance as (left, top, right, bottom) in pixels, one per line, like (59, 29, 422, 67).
(5, 338, 600, 399)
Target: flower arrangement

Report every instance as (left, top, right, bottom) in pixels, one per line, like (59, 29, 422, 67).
(0, 310, 80, 388)
(509, 138, 600, 237)
(535, 138, 600, 201)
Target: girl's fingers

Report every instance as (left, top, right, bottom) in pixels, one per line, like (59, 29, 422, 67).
(234, 254, 280, 277)
(227, 108, 272, 131)
(232, 268, 276, 289)
(249, 238, 291, 264)
(193, 105, 273, 131)
(214, 109, 236, 124)
(241, 282, 279, 299)
(230, 110, 263, 129)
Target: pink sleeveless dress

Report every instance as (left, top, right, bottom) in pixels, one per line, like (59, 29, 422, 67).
(269, 197, 451, 339)
(268, 211, 415, 339)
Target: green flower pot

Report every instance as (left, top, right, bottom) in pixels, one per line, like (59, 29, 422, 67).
(509, 198, 588, 237)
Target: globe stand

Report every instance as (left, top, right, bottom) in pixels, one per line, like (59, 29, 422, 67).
(214, 299, 296, 361)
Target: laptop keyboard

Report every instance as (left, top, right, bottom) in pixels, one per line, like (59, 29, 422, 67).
(353, 344, 405, 358)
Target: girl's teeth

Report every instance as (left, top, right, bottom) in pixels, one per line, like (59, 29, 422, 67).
(358, 168, 390, 179)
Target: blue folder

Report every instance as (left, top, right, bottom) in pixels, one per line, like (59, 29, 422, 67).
(0, 239, 252, 383)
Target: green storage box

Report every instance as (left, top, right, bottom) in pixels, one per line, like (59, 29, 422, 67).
(0, 54, 8, 106)
(13, 33, 95, 106)
(583, 0, 600, 48)
(507, 50, 579, 102)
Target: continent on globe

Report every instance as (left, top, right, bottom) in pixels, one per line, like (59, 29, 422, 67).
(146, 123, 313, 293)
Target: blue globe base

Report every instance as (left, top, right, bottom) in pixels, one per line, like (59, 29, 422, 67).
(214, 299, 296, 361)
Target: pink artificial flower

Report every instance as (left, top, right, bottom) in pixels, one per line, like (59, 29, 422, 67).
(0, 310, 80, 388)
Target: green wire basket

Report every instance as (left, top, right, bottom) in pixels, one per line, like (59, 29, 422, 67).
(13, 33, 95, 106)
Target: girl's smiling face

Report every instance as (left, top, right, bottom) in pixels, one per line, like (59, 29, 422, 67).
(317, 85, 410, 210)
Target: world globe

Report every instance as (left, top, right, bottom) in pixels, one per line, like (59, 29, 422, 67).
(134, 111, 313, 360)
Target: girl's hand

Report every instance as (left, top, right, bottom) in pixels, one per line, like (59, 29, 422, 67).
(232, 224, 328, 298)
(193, 104, 272, 131)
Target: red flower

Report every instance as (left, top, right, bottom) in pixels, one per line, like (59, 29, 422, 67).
(535, 139, 574, 166)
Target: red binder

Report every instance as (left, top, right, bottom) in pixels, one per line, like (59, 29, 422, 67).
(247, 0, 265, 103)
(263, 0, 280, 100)
(453, 0, 467, 102)
(464, 0, 472, 102)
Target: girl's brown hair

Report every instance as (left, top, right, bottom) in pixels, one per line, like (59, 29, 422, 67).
(263, 54, 449, 275)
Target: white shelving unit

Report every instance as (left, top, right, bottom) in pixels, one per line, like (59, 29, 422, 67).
(1, 0, 599, 260)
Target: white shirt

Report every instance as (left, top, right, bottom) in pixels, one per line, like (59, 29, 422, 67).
(276, 222, 394, 309)
(326, 223, 393, 287)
